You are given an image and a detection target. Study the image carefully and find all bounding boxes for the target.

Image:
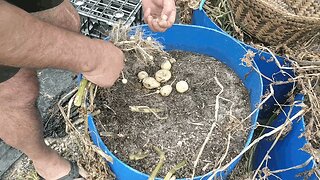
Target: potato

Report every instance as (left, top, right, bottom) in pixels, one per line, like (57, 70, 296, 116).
(169, 58, 176, 64)
(160, 85, 173, 97)
(143, 77, 160, 89)
(176, 81, 189, 93)
(155, 69, 172, 83)
(138, 71, 149, 80)
(161, 60, 172, 70)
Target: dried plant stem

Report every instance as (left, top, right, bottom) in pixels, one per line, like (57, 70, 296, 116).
(252, 101, 295, 179)
(217, 133, 231, 169)
(164, 160, 187, 180)
(191, 76, 224, 179)
(58, 90, 113, 163)
(66, 94, 76, 133)
(58, 88, 78, 132)
(148, 146, 165, 180)
(74, 79, 88, 107)
(270, 157, 313, 174)
(206, 109, 305, 180)
(255, 45, 292, 72)
(255, 122, 277, 130)
(237, 84, 274, 127)
(89, 83, 95, 111)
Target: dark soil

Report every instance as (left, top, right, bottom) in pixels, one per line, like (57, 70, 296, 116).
(95, 51, 251, 178)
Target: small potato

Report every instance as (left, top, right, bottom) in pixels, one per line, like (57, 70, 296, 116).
(161, 60, 172, 70)
(160, 85, 173, 97)
(169, 58, 176, 64)
(155, 69, 172, 83)
(138, 71, 149, 80)
(176, 80, 189, 93)
(143, 77, 160, 89)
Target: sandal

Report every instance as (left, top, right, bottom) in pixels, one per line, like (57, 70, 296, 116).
(38, 160, 83, 180)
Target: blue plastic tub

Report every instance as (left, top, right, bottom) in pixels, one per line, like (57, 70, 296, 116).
(88, 24, 263, 180)
(191, 2, 317, 179)
(253, 94, 317, 179)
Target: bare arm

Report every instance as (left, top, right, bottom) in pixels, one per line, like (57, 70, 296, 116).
(0, 1, 124, 87)
(0, 0, 102, 73)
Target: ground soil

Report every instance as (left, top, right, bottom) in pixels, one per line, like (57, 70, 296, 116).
(95, 51, 252, 178)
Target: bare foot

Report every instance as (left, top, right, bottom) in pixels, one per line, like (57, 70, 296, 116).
(32, 149, 87, 179)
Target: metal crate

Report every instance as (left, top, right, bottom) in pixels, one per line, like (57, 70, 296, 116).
(70, 0, 142, 38)
(71, 0, 142, 26)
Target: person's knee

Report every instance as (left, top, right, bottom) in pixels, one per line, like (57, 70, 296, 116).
(0, 70, 39, 107)
(18, 81, 39, 107)
(33, 0, 81, 32)
(0, 83, 38, 108)
(61, 2, 81, 32)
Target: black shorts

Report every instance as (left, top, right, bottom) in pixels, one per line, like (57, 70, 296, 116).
(0, 0, 64, 83)
(6, 0, 64, 13)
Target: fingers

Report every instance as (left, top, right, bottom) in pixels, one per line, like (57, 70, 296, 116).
(146, 15, 156, 32)
(144, 8, 158, 32)
(146, 15, 166, 32)
(143, 7, 151, 24)
(159, 0, 176, 28)
(147, 14, 174, 32)
(143, 0, 176, 32)
(157, 11, 176, 29)
(167, 9, 176, 27)
(151, 18, 166, 32)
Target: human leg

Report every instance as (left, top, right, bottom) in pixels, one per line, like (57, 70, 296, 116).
(0, 1, 85, 179)
(0, 69, 73, 179)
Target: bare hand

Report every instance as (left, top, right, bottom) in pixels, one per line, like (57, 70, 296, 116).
(83, 41, 124, 88)
(142, 0, 176, 32)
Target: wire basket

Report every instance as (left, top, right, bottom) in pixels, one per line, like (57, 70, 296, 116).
(229, 0, 320, 48)
(70, 0, 142, 38)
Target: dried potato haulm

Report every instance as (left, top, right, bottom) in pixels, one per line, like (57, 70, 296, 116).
(95, 51, 251, 178)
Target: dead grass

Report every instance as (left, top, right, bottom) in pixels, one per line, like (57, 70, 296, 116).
(176, 0, 201, 23)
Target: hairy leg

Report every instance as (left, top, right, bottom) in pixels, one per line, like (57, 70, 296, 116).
(0, 69, 73, 179)
(0, 1, 84, 179)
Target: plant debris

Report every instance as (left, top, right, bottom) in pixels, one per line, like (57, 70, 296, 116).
(95, 51, 252, 178)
